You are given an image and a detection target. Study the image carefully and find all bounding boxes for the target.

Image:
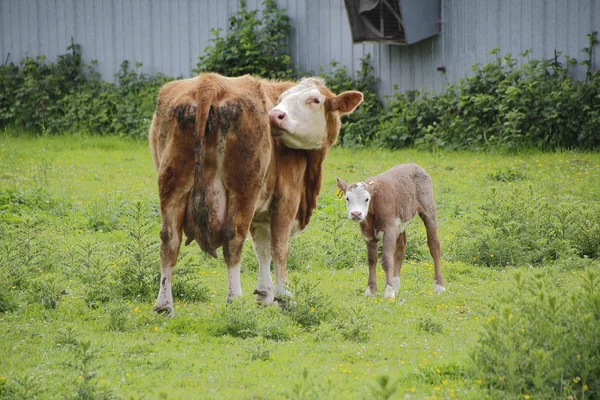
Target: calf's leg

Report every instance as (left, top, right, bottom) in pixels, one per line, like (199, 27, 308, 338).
(420, 212, 445, 293)
(381, 226, 399, 299)
(365, 239, 378, 297)
(392, 231, 407, 295)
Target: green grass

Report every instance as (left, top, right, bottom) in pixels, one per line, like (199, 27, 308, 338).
(1, 132, 599, 399)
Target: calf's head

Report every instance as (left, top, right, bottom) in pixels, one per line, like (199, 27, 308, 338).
(269, 78, 363, 149)
(336, 178, 371, 222)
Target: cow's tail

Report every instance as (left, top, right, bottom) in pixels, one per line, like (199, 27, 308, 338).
(195, 73, 225, 141)
(192, 74, 226, 258)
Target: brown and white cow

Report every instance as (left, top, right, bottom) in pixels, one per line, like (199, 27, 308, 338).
(149, 73, 363, 314)
(336, 163, 445, 299)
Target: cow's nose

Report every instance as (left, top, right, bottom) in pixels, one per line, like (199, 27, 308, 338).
(351, 211, 362, 218)
(269, 110, 286, 126)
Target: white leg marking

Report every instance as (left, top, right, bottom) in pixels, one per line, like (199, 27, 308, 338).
(364, 286, 376, 297)
(227, 264, 243, 300)
(434, 282, 446, 294)
(275, 280, 291, 297)
(252, 225, 275, 305)
(391, 277, 401, 294)
(384, 284, 396, 299)
(155, 266, 174, 314)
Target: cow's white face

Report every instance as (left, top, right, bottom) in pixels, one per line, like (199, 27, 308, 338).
(344, 182, 371, 222)
(269, 80, 328, 149)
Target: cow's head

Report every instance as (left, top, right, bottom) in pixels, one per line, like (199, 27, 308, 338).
(269, 78, 363, 149)
(336, 178, 371, 222)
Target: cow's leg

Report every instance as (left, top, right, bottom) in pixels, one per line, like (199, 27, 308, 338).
(381, 226, 399, 299)
(392, 231, 407, 295)
(223, 198, 257, 303)
(421, 212, 445, 293)
(251, 223, 275, 305)
(270, 218, 295, 302)
(154, 190, 188, 315)
(365, 238, 378, 297)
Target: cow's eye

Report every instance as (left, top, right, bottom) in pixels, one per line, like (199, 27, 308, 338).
(365, 198, 370, 203)
(345, 197, 349, 202)
(312, 98, 320, 104)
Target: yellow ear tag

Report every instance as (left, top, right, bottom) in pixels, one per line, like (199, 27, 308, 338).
(368, 181, 374, 185)
(335, 188, 344, 199)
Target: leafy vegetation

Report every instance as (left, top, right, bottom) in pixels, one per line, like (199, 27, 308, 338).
(379, 33, 600, 151)
(1, 135, 599, 398)
(1, 1, 597, 152)
(192, 0, 292, 80)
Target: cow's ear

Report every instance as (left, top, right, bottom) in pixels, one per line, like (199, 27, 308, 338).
(336, 177, 348, 192)
(332, 91, 364, 115)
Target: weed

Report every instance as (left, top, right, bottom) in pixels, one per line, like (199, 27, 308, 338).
(211, 297, 259, 338)
(283, 277, 334, 329)
(416, 315, 444, 334)
(337, 305, 371, 342)
(368, 375, 397, 400)
(248, 337, 273, 361)
(116, 201, 159, 301)
(104, 302, 129, 332)
(471, 269, 600, 398)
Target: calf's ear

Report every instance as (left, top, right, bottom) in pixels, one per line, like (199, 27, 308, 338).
(332, 91, 364, 115)
(336, 177, 348, 192)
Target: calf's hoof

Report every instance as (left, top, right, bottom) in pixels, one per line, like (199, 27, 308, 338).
(364, 286, 376, 297)
(153, 303, 174, 316)
(383, 285, 396, 299)
(434, 283, 446, 294)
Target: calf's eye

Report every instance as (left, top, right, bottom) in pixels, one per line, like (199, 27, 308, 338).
(365, 198, 370, 203)
(313, 98, 320, 104)
(345, 197, 349, 202)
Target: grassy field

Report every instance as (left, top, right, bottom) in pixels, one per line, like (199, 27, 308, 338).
(0, 133, 599, 399)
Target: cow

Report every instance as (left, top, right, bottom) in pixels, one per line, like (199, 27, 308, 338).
(336, 163, 445, 299)
(149, 73, 363, 314)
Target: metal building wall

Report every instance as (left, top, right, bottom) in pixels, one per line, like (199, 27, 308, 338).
(1, 0, 599, 99)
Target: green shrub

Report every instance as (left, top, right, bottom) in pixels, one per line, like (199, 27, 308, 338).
(192, 0, 292, 80)
(316, 54, 383, 147)
(452, 185, 600, 266)
(471, 269, 600, 398)
(211, 297, 260, 338)
(283, 277, 334, 329)
(379, 37, 600, 151)
(104, 302, 130, 332)
(337, 305, 371, 342)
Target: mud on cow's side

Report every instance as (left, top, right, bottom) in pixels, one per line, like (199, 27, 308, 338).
(149, 73, 363, 315)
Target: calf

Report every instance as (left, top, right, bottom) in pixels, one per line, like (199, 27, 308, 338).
(336, 163, 445, 299)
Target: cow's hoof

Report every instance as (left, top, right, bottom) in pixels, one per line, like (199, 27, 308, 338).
(254, 289, 275, 306)
(273, 295, 293, 310)
(153, 304, 174, 316)
(364, 286, 376, 297)
(383, 285, 396, 299)
(434, 283, 446, 294)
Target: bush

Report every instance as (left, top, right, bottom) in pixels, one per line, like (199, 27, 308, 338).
(315, 54, 384, 147)
(283, 278, 334, 329)
(471, 269, 600, 398)
(452, 185, 600, 266)
(192, 0, 292, 80)
(0, 43, 170, 138)
(379, 34, 600, 151)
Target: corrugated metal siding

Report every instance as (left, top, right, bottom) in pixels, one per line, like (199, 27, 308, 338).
(1, 0, 599, 99)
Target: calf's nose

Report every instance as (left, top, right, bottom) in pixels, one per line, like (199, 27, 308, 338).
(269, 110, 286, 127)
(350, 211, 362, 218)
